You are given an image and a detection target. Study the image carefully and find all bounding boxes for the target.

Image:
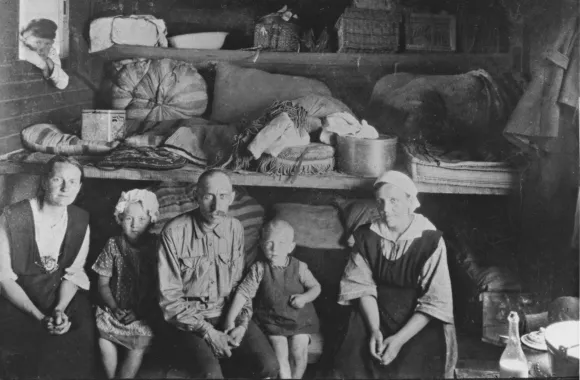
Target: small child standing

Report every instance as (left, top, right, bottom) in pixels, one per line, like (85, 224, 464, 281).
(92, 189, 160, 379)
(225, 219, 321, 379)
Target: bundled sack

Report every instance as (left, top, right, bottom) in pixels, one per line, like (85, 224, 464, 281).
(89, 15, 168, 53)
(365, 70, 524, 161)
(291, 94, 354, 132)
(211, 62, 331, 124)
(96, 145, 187, 170)
(22, 124, 119, 155)
(111, 59, 208, 122)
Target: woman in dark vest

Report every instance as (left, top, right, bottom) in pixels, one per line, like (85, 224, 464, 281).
(333, 171, 457, 379)
(0, 155, 96, 379)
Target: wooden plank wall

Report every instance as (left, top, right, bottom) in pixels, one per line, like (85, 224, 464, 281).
(0, 0, 99, 155)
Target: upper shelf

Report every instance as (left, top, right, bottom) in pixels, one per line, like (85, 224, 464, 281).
(92, 45, 515, 75)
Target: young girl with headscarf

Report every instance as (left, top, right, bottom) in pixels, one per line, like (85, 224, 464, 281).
(92, 189, 160, 379)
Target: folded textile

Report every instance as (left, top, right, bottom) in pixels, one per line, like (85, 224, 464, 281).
(292, 95, 354, 132)
(248, 112, 310, 159)
(96, 145, 187, 170)
(320, 112, 379, 145)
(227, 100, 307, 170)
(264, 124, 310, 157)
(163, 118, 238, 168)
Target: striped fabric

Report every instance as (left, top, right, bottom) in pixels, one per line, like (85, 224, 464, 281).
(111, 59, 208, 122)
(21, 124, 119, 155)
(149, 183, 265, 264)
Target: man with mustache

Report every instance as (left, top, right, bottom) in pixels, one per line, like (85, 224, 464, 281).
(158, 169, 279, 378)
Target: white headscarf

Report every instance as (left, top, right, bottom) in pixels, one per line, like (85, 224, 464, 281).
(374, 170, 421, 211)
(114, 189, 160, 224)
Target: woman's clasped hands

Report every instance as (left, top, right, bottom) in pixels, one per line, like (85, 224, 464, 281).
(369, 329, 403, 366)
(42, 309, 72, 335)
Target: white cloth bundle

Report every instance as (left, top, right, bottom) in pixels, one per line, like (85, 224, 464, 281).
(248, 112, 310, 159)
(320, 112, 379, 145)
(89, 15, 168, 53)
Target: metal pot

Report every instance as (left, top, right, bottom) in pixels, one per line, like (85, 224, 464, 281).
(545, 321, 579, 377)
(336, 134, 398, 177)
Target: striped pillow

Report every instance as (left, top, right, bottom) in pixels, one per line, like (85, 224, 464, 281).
(111, 59, 208, 122)
(21, 124, 119, 155)
(149, 182, 197, 234)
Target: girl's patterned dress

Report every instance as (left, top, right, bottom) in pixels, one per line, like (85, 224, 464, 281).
(92, 234, 158, 349)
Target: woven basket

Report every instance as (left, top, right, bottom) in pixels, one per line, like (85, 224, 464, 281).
(353, 0, 395, 10)
(336, 8, 400, 53)
(254, 15, 300, 52)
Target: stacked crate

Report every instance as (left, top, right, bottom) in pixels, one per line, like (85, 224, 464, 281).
(336, 1, 401, 53)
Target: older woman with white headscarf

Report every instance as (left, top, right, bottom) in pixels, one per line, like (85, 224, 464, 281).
(333, 171, 457, 379)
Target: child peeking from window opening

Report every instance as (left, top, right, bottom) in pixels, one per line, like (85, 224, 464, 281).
(224, 218, 321, 379)
(20, 18, 69, 89)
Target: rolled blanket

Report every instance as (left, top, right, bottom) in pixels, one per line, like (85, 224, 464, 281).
(22, 124, 119, 155)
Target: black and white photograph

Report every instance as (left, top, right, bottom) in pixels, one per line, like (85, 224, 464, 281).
(0, 0, 578, 378)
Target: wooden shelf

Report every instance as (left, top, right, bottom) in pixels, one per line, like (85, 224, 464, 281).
(93, 45, 513, 76)
(0, 159, 512, 194)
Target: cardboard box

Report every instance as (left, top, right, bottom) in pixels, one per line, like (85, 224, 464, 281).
(82, 109, 126, 142)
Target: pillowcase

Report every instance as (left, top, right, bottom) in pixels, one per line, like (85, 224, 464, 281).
(272, 203, 345, 250)
(210, 62, 332, 124)
(333, 198, 380, 246)
(21, 124, 119, 155)
(111, 59, 208, 122)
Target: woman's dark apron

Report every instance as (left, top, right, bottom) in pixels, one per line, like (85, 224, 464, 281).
(334, 227, 447, 379)
(0, 200, 97, 379)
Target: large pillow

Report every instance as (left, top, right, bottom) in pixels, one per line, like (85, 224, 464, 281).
(272, 203, 344, 250)
(21, 124, 119, 155)
(333, 198, 379, 246)
(210, 62, 332, 124)
(111, 59, 208, 122)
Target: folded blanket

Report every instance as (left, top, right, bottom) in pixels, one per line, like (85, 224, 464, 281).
(163, 118, 238, 168)
(96, 145, 187, 170)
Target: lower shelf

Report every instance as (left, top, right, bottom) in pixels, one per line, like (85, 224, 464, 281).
(0, 150, 514, 194)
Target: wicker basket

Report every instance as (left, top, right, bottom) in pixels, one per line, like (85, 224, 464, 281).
(254, 14, 300, 52)
(353, 0, 395, 11)
(336, 7, 400, 53)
